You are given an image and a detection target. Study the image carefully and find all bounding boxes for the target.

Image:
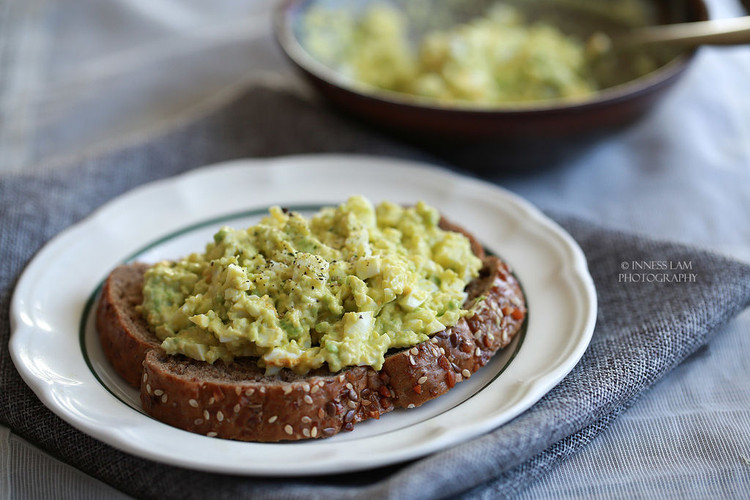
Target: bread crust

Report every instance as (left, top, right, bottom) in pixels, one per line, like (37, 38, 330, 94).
(96, 263, 161, 387)
(141, 351, 394, 441)
(96, 223, 526, 441)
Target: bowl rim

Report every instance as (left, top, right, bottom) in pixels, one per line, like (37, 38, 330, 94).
(273, 0, 705, 115)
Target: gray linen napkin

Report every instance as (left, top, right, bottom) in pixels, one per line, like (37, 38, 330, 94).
(2, 86, 749, 499)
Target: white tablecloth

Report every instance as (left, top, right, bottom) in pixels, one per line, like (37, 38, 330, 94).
(2, 0, 749, 498)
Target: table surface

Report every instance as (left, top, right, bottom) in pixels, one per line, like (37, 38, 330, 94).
(2, 0, 749, 498)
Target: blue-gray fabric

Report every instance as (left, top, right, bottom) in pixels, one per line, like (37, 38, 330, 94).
(1, 87, 749, 499)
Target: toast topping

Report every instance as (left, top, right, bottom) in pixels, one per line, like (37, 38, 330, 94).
(140, 196, 482, 374)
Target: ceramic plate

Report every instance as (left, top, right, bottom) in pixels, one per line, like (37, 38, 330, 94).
(10, 155, 596, 475)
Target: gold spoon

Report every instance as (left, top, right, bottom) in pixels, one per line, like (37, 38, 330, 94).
(589, 15, 750, 54)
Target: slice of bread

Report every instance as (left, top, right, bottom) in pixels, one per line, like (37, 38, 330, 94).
(96, 262, 161, 387)
(96, 222, 526, 442)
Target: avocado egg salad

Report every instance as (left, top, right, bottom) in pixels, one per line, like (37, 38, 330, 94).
(302, 4, 598, 105)
(140, 196, 483, 374)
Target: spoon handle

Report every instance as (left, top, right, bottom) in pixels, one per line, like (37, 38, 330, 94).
(617, 16, 750, 48)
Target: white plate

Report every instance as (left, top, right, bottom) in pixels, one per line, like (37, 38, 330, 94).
(10, 154, 596, 476)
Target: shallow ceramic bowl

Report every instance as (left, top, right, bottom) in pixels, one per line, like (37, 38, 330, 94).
(274, 0, 708, 169)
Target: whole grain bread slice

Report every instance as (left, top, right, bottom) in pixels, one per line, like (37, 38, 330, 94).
(96, 222, 526, 442)
(96, 262, 162, 387)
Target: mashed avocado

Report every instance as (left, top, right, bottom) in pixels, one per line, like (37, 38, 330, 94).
(303, 4, 597, 105)
(141, 196, 482, 374)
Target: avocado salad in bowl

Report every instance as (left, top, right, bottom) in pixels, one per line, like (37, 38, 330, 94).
(274, 0, 707, 168)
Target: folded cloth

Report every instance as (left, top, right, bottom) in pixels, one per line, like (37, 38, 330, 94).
(1, 86, 749, 499)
